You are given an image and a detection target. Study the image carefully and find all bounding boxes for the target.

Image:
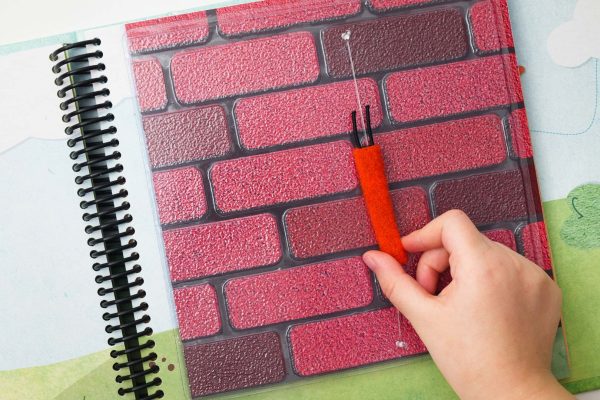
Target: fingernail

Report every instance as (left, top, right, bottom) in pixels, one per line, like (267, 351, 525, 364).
(362, 252, 377, 270)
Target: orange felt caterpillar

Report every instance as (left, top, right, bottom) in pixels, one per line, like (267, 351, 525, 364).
(351, 106, 408, 265)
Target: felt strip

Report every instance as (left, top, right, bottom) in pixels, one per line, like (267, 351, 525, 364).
(353, 145, 408, 264)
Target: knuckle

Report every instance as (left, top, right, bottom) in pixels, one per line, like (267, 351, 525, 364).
(445, 209, 468, 221)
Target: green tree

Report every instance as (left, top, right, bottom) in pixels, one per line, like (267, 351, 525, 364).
(561, 184, 600, 248)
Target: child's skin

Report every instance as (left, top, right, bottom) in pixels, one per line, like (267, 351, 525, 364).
(363, 210, 574, 400)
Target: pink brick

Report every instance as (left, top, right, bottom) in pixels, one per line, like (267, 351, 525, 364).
(164, 214, 282, 282)
(285, 187, 430, 259)
(509, 108, 534, 158)
(142, 106, 232, 168)
(174, 284, 221, 340)
(485, 229, 516, 250)
(385, 54, 523, 123)
(225, 257, 373, 329)
(521, 222, 552, 271)
(132, 58, 167, 113)
(153, 167, 207, 225)
(211, 141, 357, 213)
(171, 32, 319, 104)
(368, 0, 450, 11)
(235, 79, 382, 149)
(377, 115, 506, 183)
(290, 307, 425, 376)
(469, 0, 514, 53)
(217, 0, 361, 37)
(126, 12, 209, 54)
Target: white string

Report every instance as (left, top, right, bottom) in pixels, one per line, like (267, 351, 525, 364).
(342, 30, 367, 143)
(344, 29, 406, 349)
(396, 310, 406, 349)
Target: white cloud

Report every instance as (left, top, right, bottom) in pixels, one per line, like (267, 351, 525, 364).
(547, 0, 600, 68)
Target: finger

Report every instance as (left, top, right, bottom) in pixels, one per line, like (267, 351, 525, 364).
(415, 248, 450, 294)
(403, 210, 487, 255)
(363, 250, 434, 321)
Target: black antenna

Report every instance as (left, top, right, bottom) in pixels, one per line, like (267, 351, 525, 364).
(351, 105, 375, 148)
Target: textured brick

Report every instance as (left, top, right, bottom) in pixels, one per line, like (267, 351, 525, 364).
(235, 79, 382, 149)
(210, 141, 357, 213)
(485, 229, 517, 250)
(225, 257, 373, 329)
(433, 170, 529, 226)
(171, 32, 319, 104)
(377, 115, 506, 183)
(174, 284, 220, 340)
(385, 54, 523, 123)
(132, 58, 167, 113)
(217, 0, 361, 37)
(520, 222, 552, 271)
(153, 167, 207, 225)
(142, 106, 232, 168)
(290, 307, 425, 376)
(126, 12, 209, 54)
(368, 0, 451, 11)
(322, 9, 467, 78)
(184, 332, 285, 397)
(164, 214, 282, 282)
(285, 187, 430, 259)
(469, 0, 514, 53)
(509, 108, 534, 158)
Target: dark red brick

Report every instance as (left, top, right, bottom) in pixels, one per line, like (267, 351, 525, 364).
(171, 32, 319, 104)
(153, 167, 207, 225)
(217, 0, 361, 37)
(368, 0, 451, 11)
(520, 222, 552, 271)
(174, 284, 220, 340)
(225, 257, 373, 329)
(210, 141, 357, 213)
(432, 169, 529, 225)
(485, 229, 516, 250)
(142, 106, 232, 168)
(126, 12, 209, 54)
(469, 0, 514, 53)
(132, 58, 167, 113)
(164, 214, 282, 282)
(385, 54, 523, 123)
(509, 108, 534, 158)
(322, 9, 467, 78)
(184, 332, 285, 396)
(377, 115, 506, 183)
(235, 78, 382, 149)
(289, 307, 425, 376)
(285, 187, 430, 259)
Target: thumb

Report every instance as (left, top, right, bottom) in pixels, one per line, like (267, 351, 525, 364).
(363, 250, 434, 322)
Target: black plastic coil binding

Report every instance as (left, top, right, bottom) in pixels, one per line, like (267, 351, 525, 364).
(50, 39, 163, 400)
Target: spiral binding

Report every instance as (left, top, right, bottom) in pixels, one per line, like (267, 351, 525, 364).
(50, 39, 163, 399)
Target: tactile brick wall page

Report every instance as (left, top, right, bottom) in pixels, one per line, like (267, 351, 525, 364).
(126, 0, 552, 397)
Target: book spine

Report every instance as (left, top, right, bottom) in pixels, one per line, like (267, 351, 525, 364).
(50, 39, 163, 399)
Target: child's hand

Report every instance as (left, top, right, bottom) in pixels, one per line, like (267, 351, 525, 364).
(363, 210, 573, 400)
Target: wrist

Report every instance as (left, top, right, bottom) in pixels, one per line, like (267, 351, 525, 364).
(496, 369, 572, 400)
(458, 367, 572, 400)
